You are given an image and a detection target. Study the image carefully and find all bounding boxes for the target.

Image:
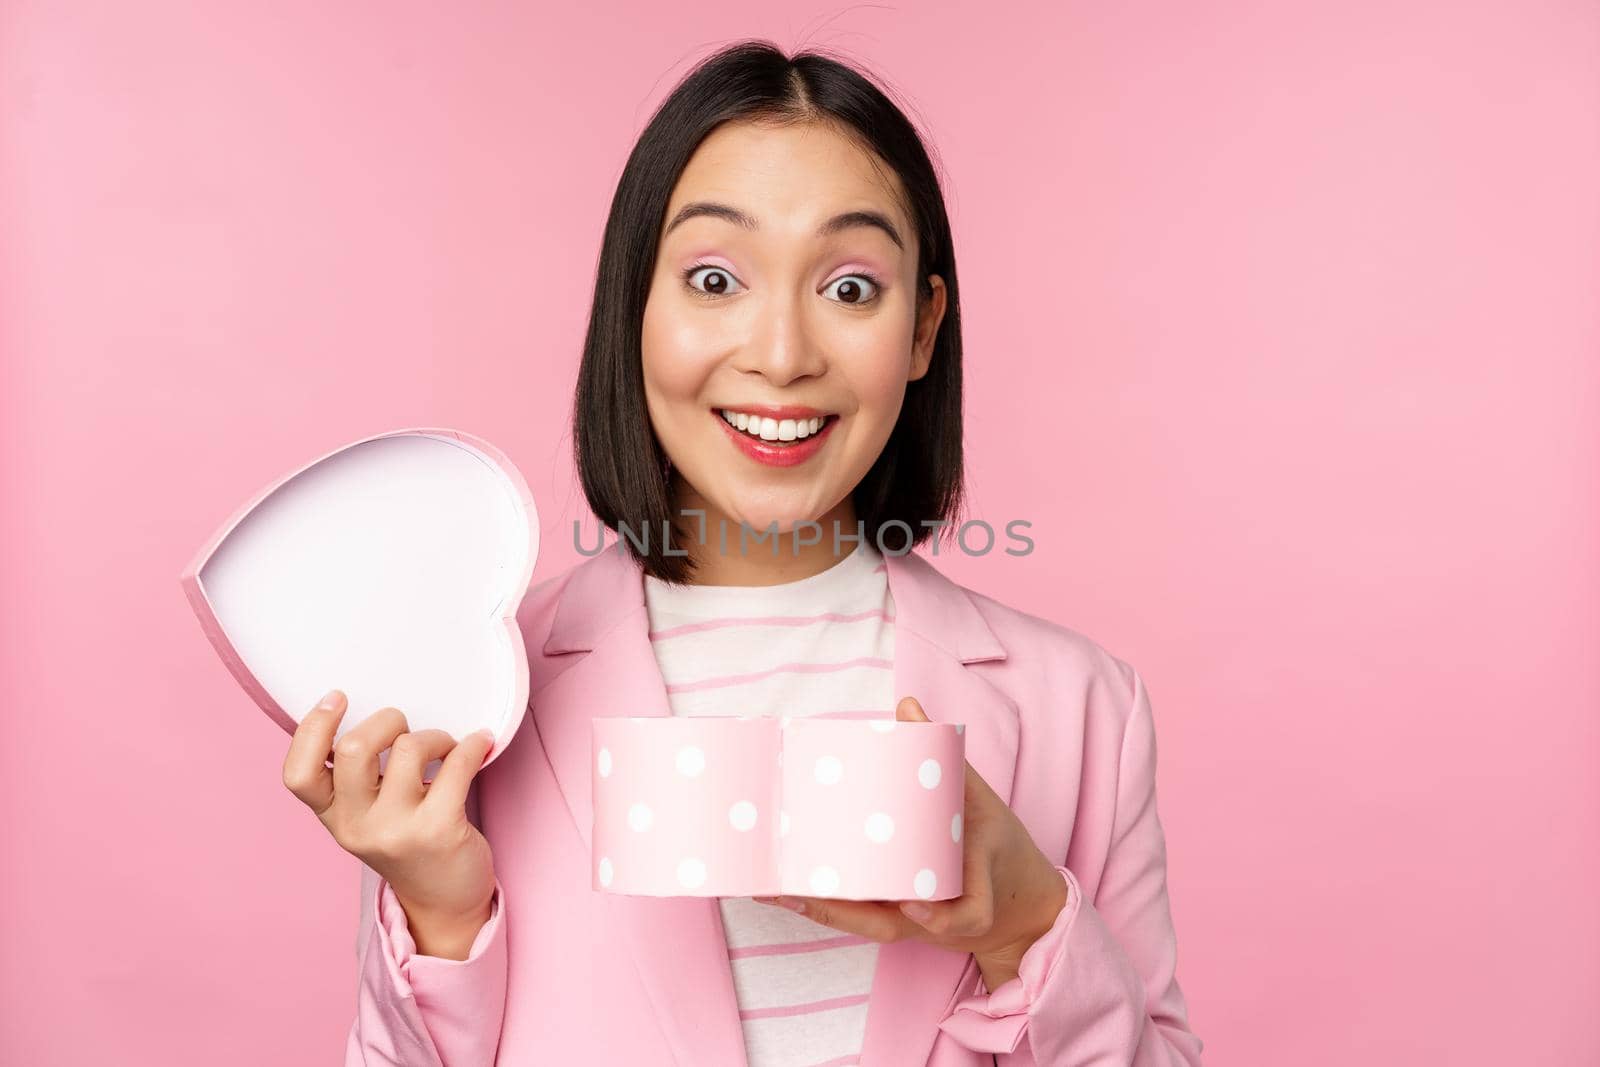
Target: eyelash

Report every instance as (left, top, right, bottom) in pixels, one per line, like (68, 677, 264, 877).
(681, 262, 884, 306)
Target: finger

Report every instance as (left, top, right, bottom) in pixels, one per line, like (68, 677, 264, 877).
(330, 706, 410, 817)
(899, 868, 996, 940)
(419, 728, 497, 821)
(377, 728, 459, 806)
(895, 695, 930, 722)
(282, 690, 348, 814)
(759, 896, 915, 943)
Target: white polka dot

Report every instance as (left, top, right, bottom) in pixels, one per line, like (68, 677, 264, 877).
(597, 747, 613, 777)
(627, 802, 654, 832)
(914, 869, 937, 898)
(676, 745, 706, 778)
(780, 811, 791, 837)
(810, 866, 841, 895)
(951, 813, 963, 842)
(598, 856, 614, 887)
(729, 800, 758, 832)
(864, 812, 895, 843)
(955, 724, 965, 735)
(677, 857, 707, 889)
(918, 758, 942, 789)
(814, 755, 844, 785)
(869, 719, 896, 733)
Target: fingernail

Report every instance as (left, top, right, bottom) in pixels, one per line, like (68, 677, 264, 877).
(902, 901, 932, 922)
(317, 689, 341, 711)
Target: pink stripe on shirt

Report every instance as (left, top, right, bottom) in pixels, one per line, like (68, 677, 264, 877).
(727, 933, 872, 960)
(649, 608, 894, 641)
(738, 993, 873, 1021)
(663, 656, 892, 694)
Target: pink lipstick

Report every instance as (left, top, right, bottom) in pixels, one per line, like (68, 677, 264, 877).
(712, 406, 837, 468)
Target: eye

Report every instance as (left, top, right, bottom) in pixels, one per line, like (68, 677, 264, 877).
(683, 264, 745, 298)
(822, 272, 882, 306)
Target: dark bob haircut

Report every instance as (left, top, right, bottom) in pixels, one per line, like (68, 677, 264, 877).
(573, 40, 965, 584)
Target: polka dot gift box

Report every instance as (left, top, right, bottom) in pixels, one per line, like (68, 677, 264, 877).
(591, 714, 966, 900)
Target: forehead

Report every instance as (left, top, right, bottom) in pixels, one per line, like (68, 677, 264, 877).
(663, 120, 911, 241)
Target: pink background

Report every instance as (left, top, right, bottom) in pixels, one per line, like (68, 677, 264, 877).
(3, 2, 1595, 1063)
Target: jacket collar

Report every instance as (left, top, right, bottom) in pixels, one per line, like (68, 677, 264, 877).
(530, 543, 1019, 1067)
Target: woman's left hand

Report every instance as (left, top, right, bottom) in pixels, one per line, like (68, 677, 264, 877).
(755, 696, 1071, 990)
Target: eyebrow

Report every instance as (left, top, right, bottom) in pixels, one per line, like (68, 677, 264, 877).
(662, 200, 905, 251)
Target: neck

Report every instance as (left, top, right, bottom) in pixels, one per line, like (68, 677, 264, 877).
(668, 477, 862, 587)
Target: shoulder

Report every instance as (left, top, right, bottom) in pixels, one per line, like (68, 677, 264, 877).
(948, 575, 1170, 855)
(515, 565, 575, 640)
(512, 555, 596, 686)
(953, 574, 1145, 731)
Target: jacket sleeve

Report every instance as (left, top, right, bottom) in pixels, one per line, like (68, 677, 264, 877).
(345, 781, 510, 1066)
(936, 667, 1205, 1065)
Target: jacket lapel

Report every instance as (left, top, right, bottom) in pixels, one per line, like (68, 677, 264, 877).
(860, 549, 1020, 1067)
(531, 546, 750, 1066)
(530, 545, 1019, 1067)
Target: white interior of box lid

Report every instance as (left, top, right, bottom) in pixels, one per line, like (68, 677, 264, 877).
(198, 433, 533, 752)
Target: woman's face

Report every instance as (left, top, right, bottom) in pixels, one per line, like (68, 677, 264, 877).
(641, 119, 947, 542)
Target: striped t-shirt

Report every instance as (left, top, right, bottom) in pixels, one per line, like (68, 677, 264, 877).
(642, 541, 895, 1067)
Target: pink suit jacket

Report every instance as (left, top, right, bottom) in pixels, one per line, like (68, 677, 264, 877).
(345, 545, 1205, 1066)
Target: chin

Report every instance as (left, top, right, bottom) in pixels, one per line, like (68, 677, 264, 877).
(723, 498, 830, 537)
(729, 511, 812, 536)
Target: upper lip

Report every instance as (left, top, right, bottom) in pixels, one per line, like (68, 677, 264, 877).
(714, 403, 832, 420)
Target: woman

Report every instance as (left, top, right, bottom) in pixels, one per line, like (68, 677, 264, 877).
(284, 40, 1204, 1066)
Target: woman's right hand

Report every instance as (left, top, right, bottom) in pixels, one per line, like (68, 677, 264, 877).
(282, 689, 499, 953)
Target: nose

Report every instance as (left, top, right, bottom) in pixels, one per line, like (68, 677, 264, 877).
(730, 289, 827, 387)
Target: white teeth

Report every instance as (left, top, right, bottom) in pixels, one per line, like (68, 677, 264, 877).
(718, 409, 830, 443)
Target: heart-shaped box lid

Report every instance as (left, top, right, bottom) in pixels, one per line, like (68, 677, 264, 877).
(179, 427, 539, 771)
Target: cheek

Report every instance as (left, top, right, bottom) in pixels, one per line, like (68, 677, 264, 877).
(640, 298, 717, 410)
(840, 328, 916, 424)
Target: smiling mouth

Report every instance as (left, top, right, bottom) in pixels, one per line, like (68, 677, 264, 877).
(716, 408, 837, 445)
